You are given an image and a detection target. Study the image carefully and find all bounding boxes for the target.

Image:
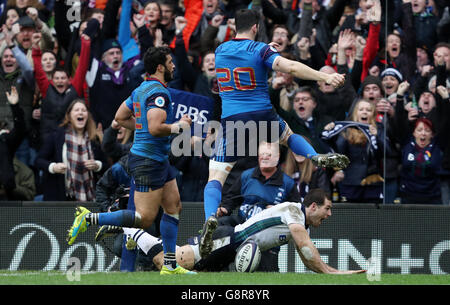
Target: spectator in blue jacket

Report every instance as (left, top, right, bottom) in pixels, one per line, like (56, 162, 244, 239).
(323, 98, 385, 203)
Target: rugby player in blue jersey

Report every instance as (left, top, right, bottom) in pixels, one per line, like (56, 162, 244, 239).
(199, 8, 350, 258)
(66, 46, 195, 275)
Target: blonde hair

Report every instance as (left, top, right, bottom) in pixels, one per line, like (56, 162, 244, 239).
(345, 99, 376, 146)
(283, 149, 315, 184)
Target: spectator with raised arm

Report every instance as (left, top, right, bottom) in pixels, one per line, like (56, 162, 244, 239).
(173, 15, 218, 100)
(314, 29, 358, 122)
(286, 0, 350, 68)
(371, 0, 417, 84)
(393, 80, 448, 203)
(32, 31, 91, 140)
(0, 86, 35, 201)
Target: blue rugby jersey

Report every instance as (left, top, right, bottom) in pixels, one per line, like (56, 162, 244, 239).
(215, 38, 280, 119)
(125, 78, 173, 161)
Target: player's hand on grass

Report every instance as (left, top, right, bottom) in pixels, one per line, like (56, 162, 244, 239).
(332, 269, 366, 274)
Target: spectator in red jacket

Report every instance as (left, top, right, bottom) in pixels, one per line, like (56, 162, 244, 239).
(31, 32, 91, 142)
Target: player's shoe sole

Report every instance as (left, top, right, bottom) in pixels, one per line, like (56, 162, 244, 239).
(160, 265, 197, 275)
(311, 153, 350, 169)
(67, 206, 91, 245)
(199, 216, 218, 258)
(95, 225, 123, 242)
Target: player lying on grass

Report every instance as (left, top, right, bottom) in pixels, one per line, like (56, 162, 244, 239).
(96, 188, 365, 274)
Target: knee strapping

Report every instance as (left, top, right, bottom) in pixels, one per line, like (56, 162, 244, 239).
(132, 211, 142, 228)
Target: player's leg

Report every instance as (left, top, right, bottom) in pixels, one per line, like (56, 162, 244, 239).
(67, 155, 161, 245)
(278, 117, 350, 169)
(277, 117, 318, 158)
(204, 118, 239, 221)
(67, 203, 145, 245)
(119, 229, 197, 272)
(122, 223, 227, 272)
(159, 178, 182, 271)
(90, 153, 162, 230)
(203, 161, 235, 219)
(151, 244, 196, 271)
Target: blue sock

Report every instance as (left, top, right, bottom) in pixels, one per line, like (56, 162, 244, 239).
(203, 180, 222, 220)
(94, 210, 137, 227)
(287, 134, 318, 158)
(160, 213, 179, 254)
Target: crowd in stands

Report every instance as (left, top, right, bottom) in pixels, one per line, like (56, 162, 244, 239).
(0, 0, 449, 206)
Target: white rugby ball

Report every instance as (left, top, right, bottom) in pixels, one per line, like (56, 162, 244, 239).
(235, 241, 261, 273)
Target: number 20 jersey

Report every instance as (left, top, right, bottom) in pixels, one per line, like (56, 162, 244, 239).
(215, 38, 280, 119)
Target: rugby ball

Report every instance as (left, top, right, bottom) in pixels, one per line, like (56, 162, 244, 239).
(234, 241, 261, 273)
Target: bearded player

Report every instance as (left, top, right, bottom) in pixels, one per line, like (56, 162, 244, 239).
(67, 46, 194, 275)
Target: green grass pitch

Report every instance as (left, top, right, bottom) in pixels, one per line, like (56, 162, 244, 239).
(1, 270, 449, 285)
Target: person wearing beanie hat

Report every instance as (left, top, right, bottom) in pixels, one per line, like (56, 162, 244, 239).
(85, 32, 142, 129)
(380, 67, 403, 82)
(16, 15, 36, 29)
(361, 75, 384, 104)
(101, 39, 123, 71)
(381, 67, 403, 98)
(101, 38, 122, 55)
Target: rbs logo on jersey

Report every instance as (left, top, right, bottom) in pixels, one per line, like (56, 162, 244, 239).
(174, 104, 209, 125)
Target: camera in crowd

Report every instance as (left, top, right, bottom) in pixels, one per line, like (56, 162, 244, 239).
(109, 185, 130, 211)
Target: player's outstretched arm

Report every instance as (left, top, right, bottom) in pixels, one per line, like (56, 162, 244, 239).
(115, 102, 136, 131)
(289, 223, 365, 274)
(272, 56, 345, 88)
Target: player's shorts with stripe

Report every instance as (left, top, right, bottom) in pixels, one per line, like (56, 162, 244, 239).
(128, 152, 177, 192)
(193, 225, 238, 271)
(211, 109, 288, 163)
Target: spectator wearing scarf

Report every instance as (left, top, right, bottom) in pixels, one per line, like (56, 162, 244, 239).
(35, 99, 106, 201)
(323, 99, 385, 203)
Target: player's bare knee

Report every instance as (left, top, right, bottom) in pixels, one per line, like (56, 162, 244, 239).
(163, 201, 181, 215)
(140, 217, 153, 230)
(138, 212, 157, 229)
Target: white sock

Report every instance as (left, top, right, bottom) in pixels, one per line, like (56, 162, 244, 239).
(122, 228, 161, 254)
